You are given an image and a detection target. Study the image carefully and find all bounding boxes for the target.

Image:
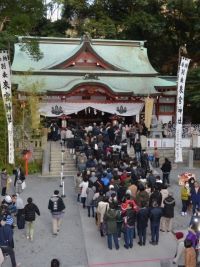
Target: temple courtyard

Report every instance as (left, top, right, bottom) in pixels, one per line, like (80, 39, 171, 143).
(1, 162, 199, 267)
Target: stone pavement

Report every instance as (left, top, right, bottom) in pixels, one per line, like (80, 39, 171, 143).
(1, 164, 200, 267)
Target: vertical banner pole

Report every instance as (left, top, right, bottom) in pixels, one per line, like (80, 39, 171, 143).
(175, 57, 190, 162)
(0, 50, 15, 164)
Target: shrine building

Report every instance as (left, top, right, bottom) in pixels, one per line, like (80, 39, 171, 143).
(11, 35, 176, 126)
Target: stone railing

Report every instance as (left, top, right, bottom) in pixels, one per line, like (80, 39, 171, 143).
(160, 124, 200, 138)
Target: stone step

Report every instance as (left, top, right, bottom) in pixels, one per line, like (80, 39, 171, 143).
(50, 166, 77, 172)
(50, 154, 73, 160)
(49, 171, 77, 176)
(51, 159, 75, 164)
(50, 163, 76, 168)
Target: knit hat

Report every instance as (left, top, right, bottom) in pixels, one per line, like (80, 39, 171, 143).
(4, 195, 12, 203)
(175, 232, 184, 240)
(6, 215, 13, 225)
(54, 190, 59, 196)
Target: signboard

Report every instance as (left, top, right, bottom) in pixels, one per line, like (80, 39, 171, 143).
(175, 57, 190, 162)
(0, 51, 15, 164)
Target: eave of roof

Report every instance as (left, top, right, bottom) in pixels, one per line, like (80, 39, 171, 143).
(12, 74, 176, 96)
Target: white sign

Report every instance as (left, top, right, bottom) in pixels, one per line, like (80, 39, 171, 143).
(175, 57, 190, 162)
(0, 51, 15, 164)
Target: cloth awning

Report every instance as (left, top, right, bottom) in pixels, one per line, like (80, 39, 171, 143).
(39, 102, 144, 117)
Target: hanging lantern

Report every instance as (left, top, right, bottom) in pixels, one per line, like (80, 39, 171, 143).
(102, 111, 104, 116)
(88, 107, 91, 114)
(94, 109, 97, 115)
(85, 108, 87, 114)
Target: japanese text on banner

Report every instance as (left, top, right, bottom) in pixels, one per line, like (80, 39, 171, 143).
(175, 57, 190, 162)
(0, 51, 15, 164)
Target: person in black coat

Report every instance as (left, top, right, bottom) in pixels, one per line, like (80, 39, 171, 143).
(137, 201, 149, 246)
(161, 158, 172, 185)
(149, 185, 162, 207)
(149, 201, 163, 245)
(160, 192, 175, 232)
(13, 165, 25, 187)
(123, 202, 137, 249)
(24, 197, 40, 241)
(48, 190, 66, 235)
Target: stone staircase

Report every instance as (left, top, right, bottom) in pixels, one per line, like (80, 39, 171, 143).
(47, 141, 77, 176)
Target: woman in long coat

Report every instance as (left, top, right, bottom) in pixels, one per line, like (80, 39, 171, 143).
(1, 168, 8, 196)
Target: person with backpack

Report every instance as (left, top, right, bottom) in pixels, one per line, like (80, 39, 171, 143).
(48, 190, 65, 236)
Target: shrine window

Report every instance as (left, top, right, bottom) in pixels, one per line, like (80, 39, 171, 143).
(159, 104, 174, 113)
(159, 97, 175, 103)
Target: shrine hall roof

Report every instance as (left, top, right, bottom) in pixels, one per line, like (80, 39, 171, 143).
(11, 36, 176, 95)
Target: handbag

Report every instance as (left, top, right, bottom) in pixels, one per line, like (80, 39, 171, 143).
(21, 181, 26, 190)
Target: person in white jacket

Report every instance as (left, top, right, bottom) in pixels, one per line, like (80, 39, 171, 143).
(172, 231, 185, 266)
(79, 177, 89, 208)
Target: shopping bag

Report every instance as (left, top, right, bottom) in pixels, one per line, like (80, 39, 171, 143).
(17, 214, 25, 230)
(21, 181, 26, 190)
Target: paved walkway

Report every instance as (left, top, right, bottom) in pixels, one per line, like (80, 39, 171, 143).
(1, 165, 200, 267)
(2, 175, 88, 267)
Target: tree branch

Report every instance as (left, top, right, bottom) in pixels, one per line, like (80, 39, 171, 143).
(0, 17, 10, 32)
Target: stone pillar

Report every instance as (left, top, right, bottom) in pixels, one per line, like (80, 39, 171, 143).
(188, 149, 194, 169)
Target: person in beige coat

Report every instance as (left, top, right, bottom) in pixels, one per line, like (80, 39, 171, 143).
(96, 196, 109, 236)
(184, 239, 196, 267)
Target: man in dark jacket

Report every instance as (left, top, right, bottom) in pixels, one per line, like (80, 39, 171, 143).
(123, 202, 137, 249)
(24, 197, 40, 241)
(137, 201, 149, 246)
(134, 139, 142, 162)
(149, 201, 163, 245)
(149, 185, 162, 207)
(160, 192, 175, 232)
(0, 216, 20, 266)
(48, 190, 65, 235)
(161, 158, 171, 185)
(190, 182, 200, 214)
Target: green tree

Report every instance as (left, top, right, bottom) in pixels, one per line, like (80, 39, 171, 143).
(0, 0, 46, 60)
(183, 67, 200, 123)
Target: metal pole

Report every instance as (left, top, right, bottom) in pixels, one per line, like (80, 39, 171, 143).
(60, 171, 63, 187)
(61, 181, 66, 198)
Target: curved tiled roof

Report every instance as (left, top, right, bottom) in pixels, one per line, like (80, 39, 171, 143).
(11, 36, 176, 95)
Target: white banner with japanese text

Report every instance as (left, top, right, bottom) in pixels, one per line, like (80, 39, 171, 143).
(175, 57, 190, 162)
(0, 51, 15, 164)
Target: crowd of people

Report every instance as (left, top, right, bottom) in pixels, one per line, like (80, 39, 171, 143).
(70, 121, 199, 266)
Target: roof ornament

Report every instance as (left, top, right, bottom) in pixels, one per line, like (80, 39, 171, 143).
(83, 73, 99, 80)
(81, 33, 91, 43)
(139, 41, 146, 50)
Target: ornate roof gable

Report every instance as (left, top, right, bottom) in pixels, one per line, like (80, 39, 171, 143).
(49, 34, 124, 71)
